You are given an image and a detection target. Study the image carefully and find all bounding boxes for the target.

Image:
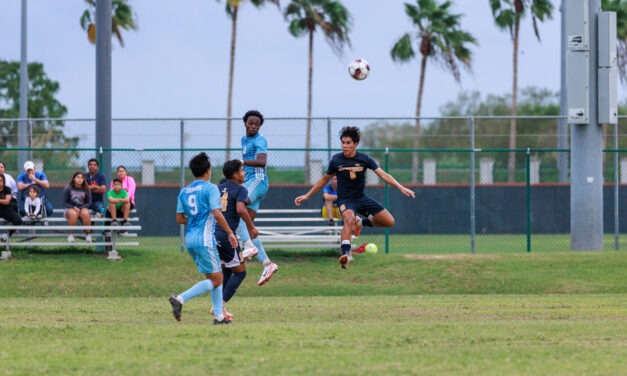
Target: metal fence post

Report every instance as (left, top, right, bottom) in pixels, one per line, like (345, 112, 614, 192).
(470, 117, 476, 254)
(27, 119, 33, 161)
(614, 123, 619, 250)
(384, 147, 389, 254)
(526, 148, 531, 253)
(327, 117, 332, 163)
(179, 120, 185, 253)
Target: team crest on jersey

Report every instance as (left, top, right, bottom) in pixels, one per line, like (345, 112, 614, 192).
(340, 204, 346, 212)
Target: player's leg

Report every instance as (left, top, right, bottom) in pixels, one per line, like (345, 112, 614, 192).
(236, 219, 258, 259)
(216, 236, 247, 321)
(338, 202, 357, 269)
(169, 247, 228, 323)
(354, 196, 388, 235)
(245, 179, 278, 285)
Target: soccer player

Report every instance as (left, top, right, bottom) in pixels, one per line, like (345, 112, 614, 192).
(169, 152, 238, 325)
(294, 126, 415, 269)
(214, 160, 259, 321)
(235, 110, 279, 286)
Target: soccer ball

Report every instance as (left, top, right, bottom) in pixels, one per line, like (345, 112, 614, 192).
(348, 58, 370, 80)
(365, 243, 378, 254)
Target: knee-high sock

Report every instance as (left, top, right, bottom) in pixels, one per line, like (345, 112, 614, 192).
(223, 270, 246, 303)
(236, 219, 251, 243)
(253, 237, 269, 263)
(179, 279, 212, 303)
(341, 240, 351, 256)
(211, 284, 223, 319)
(222, 268, 233, 289)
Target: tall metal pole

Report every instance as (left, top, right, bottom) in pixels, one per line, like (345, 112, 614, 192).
(469, 117, 476, 254)
(614, 122, 619, 250)
(327, 117, 332, 163)
(180, 120, 185, 253)
(558, 0, 569, 183)
(18, 0, 28, 170)
(571, 0, 604, 250)
(96, 0, 112, 180)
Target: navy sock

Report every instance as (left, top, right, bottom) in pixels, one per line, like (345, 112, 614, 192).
(222, 268, 233, 288)
(362, 218, 373, 227)
(341, 242, 351, 256)
(223, 271, 246, 303)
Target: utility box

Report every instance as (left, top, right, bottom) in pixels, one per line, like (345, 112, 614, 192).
(598, 12, 617, 67)
(567, 51, 590, 124)
(598, 67, 618, 124)
(566, 0, 590, 51)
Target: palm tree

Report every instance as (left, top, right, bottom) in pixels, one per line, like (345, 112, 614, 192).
(391, 0, 476, 183)
(224, 0, 280, 160)
(602, 0, 627, 82)
(80, 0, 137, 47)
(285, 0, 351, 183)
(489, 0, 552, 182)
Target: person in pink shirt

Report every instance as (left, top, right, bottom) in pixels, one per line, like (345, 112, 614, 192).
(110, 165, 136, 209)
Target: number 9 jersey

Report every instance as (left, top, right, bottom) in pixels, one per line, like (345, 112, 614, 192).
(176, 180, 222, 249)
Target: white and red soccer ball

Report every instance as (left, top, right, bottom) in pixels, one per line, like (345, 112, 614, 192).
(348, 58, 370, 81)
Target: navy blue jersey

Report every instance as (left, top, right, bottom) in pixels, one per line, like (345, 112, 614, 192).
(326, 151, 379, 200)
(216, 181, 249, 233)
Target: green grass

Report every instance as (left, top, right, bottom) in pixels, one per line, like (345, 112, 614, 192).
(1, 246, 626, 374)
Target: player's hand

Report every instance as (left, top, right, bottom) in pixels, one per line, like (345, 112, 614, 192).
(249, 226, 259, 239)
(294, 195, 308, 206)
(228, 233, 238, 249)
(400, 186, 415, 198)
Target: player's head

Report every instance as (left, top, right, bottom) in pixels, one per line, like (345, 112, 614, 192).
(243, 110, 264, 137)
(223, 159, 245, 184)
(339, 126, 360, 156)
(189, 152, 211, 179)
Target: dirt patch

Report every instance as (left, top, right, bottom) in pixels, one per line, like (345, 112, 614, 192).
(402, 254, 500, 260)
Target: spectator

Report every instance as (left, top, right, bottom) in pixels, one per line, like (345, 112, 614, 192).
(0, 161, 18, 200)
(63, 172, 92, 243)
(109, 165, 136, 210)
(17, 161, 53, 216)
(0, 174, 22, 242)
(24, 185, 44, 220)
(106, 178, 131, 226)
(84, 158, 107, 214)
(321, 175, 340, 226)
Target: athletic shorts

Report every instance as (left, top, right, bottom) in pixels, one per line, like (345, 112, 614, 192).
(337, 195, 385, 218)
(216, 231, 244, 268)
(244, 177, 268, 212)
(186, 246, 221, 274)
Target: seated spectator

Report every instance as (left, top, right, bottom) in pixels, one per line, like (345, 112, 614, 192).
(0, 161, 18, 200)
(63, 172, 92, 243)
(0, 174, 22, 242)
(17, 161, 53, 216)
(110, 165, 136, 210)
(321, 175, 340, 226)
(84, 158, 107, 214)
(106, 178, 131, 226)
(24, 185, 44, 220)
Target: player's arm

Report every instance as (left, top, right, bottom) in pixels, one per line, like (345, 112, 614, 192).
(374, 168, 415, 198)
(294, 174, 333, 206)
(243, 153, 266, 168)
(213, 208, 239, 249)
(176, 213, 188, 225)
(237, 202, 258, 239)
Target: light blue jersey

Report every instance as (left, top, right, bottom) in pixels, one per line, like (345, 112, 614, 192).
(242, 134, 268, 182)
(176, 180, 221, 250)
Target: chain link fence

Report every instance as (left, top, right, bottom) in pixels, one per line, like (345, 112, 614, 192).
(0, 116, 625, 255)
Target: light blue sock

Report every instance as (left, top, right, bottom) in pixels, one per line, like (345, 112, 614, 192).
(253, 237, 268, 263)
(211, 284, 223, 319)
(236, 219, 251, 243)
(179, 279, 212, 303)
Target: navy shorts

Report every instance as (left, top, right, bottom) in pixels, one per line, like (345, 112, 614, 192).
(216, 231, 244, 268)
(337, 195, 385, 218)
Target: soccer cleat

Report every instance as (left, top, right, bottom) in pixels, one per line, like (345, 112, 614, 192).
(257, 263, 279, 286)
(210, 308, 234, 322)
(353, 217, 362, 237)
(339, 254, 350, 269)
(213, 318, 232, 325)
(352, 244, 367, 253)
(241, 241, 258, 260)
(169, 296, 183, 321)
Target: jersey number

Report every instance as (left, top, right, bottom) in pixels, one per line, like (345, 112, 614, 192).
(221, 193, 228, 212)
(188, 195, 198, 215)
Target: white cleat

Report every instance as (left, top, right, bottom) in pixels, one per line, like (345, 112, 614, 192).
(257, 263, 279, 286)
(242, 240, 258, 260)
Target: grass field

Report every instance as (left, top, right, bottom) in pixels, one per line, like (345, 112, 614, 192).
(1, 243, 626, 375)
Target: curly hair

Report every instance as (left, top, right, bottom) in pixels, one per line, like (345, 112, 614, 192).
(243, 110, 264, 126)
(339, 126, 361, 144)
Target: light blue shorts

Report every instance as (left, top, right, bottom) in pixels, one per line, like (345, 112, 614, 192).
(187, 246, 221, 274)
(244, 177, 268, 212)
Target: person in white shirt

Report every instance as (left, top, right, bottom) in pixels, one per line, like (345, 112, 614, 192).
(24, 185, 43, 219)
